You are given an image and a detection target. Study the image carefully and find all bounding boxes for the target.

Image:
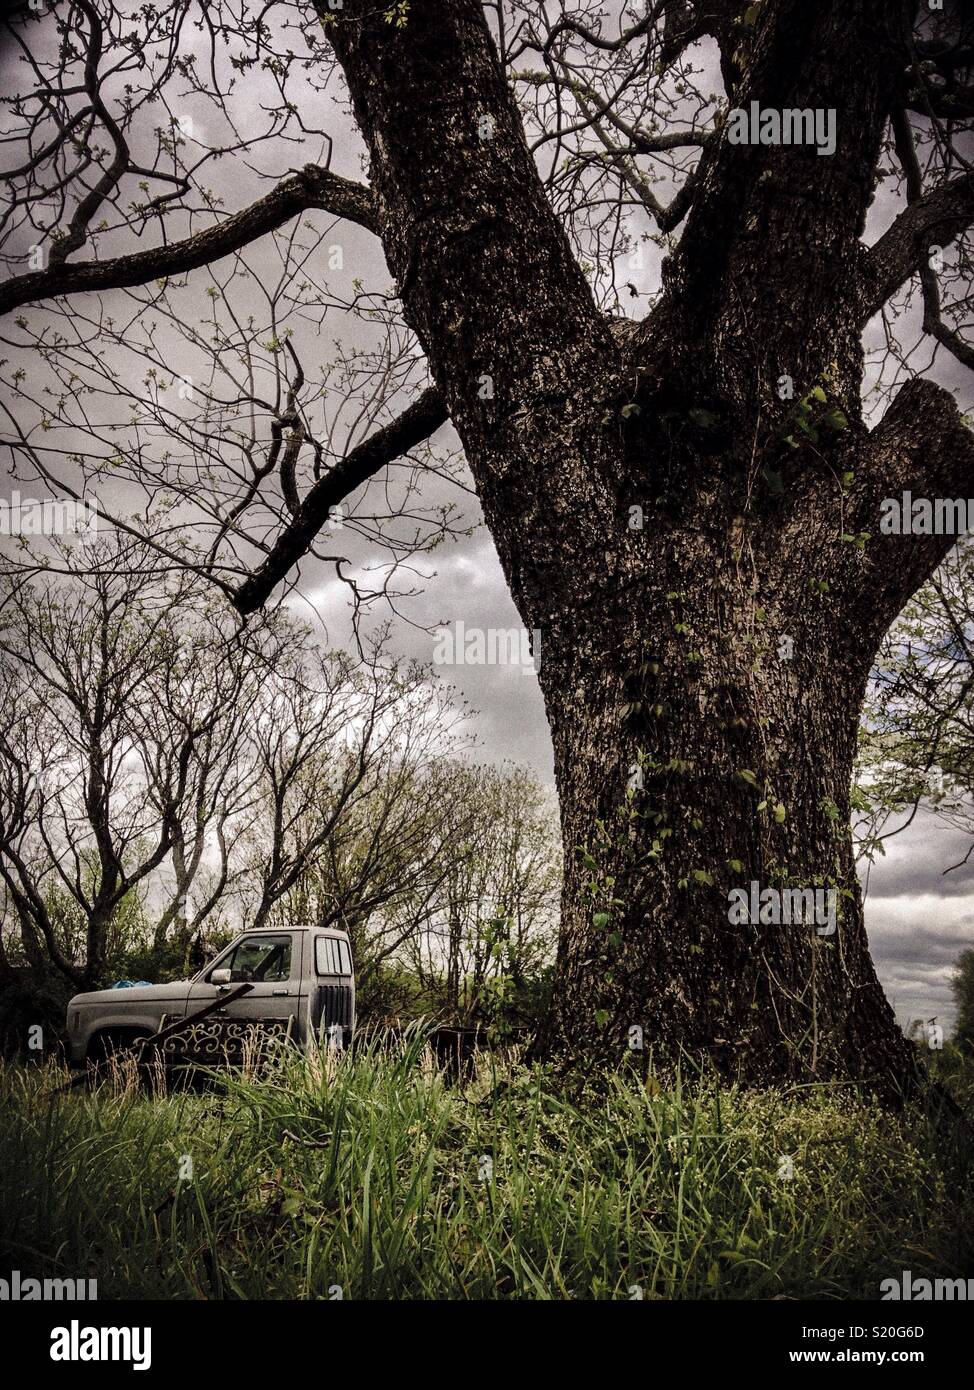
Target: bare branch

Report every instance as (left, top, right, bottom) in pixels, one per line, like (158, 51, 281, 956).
(232, 385, 448, 614)
(860, 170, 974, 323)
(0, 166, 376, 318)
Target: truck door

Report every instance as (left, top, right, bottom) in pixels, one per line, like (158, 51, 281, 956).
(182, 931, 301, 1058)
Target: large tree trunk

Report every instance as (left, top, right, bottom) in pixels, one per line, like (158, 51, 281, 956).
(530, 534, 912, 1089)
(322, 0, 974, 1093)
(524, 375, 974, 1092)
(83, 905, 113, 991)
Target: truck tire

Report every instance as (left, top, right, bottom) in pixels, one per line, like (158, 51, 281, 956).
(86, 1028, 153, 1066)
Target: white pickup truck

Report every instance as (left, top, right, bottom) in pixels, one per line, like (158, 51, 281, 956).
(66, 925, 355, 1066)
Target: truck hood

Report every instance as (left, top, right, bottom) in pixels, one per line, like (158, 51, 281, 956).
(69, 981, 192, 1007)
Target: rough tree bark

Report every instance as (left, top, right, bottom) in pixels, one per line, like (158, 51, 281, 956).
(319, 0, 974, 1093)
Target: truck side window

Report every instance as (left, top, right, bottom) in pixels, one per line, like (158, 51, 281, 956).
(315, 937, 347, 975)
(220, 935, 292, 984)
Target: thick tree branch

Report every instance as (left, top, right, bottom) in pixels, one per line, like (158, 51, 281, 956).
(860, 170, 974, 322)
(904, 80, 974, 119)
(875, 108, 974, 371)
(231, 386, 448, 615)
(639, 0, 914, 423)
(321, 0, 620, 626)
(920, 267, 974, 371)
(0, 165, 376, 317)
(848, 377, 974, 641)
(908, 36, 974, 118)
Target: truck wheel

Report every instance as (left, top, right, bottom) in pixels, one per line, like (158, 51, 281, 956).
(86, 1030, 154, 1076)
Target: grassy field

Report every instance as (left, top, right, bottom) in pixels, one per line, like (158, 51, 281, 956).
(2, 1033, 973, 1300)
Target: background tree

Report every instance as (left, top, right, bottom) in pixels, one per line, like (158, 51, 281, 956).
(1, 0, 973, 1091)
(403, 763, 559, 1028)
(952, 946, 974, 1053)
(238, 638, 474, 933)
(857, 538, 974, 872)
(0, 537, 288, 987)
(271, 759, 560, 1025)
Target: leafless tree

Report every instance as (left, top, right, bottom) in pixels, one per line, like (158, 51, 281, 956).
(0, 536, 288, 985)
(239, 635, 474, 932)
(404, 762, 559, 1025)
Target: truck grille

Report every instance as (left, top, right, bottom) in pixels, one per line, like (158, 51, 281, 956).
(314, 984, 353, 1033)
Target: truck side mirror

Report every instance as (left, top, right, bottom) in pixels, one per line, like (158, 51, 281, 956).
(211, 967, 232, 987)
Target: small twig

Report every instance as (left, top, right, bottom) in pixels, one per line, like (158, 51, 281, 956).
(282, 1128, 333, 1148)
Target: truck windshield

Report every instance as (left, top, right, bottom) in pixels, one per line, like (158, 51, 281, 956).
(222, 935, 292, 983)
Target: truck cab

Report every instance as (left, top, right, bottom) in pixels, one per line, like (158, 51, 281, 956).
(66, 926, 355, 1066)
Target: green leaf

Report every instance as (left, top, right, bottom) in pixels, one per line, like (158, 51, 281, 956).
(763, 466, 784, 492)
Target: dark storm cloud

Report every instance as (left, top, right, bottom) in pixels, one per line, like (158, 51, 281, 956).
(864, 811, 974, 1027)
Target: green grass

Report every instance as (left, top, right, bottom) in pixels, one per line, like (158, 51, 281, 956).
(2, 1033, 973, 1300)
